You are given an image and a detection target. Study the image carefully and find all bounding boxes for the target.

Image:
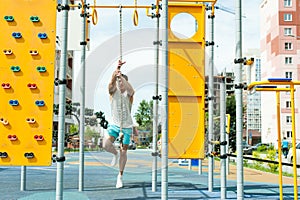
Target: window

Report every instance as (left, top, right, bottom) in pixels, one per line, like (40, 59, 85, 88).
(287, 131, 292, 138)
(285, 57, 292, 64)
(284, 28, 292, 36)
(284, 0, 292, 7)
(285, 71, 292, 79)
(286, 101, 291, 108)
(284, 14, 292, 21)
(286, 116, 292, 123)
(285, 42, 292, 50)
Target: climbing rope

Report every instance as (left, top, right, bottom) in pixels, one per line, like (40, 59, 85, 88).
(119, 5, 123, 63)
(118, 5, 124, 146)
(117, 75, 124, 147)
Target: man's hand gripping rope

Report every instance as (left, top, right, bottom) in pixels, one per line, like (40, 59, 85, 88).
(117, 60, 126, 70)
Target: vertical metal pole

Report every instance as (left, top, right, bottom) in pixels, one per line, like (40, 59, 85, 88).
(246, 65, 251, 145)
(188, 159, 192, 170)
(290, 85, 298, 200)
(235, 0, 244, 199)
(79, 0, 87, 192)
(276, 91, 283, 200)
(20, 166, 26, 191)
(161, 0, 168, 198)
(56, 0, 69, 199)
(208, 9, 214, 193)
(226, 130, 230, 175)
(198, 159, 202, 175)
(225, 69, 230, 176)
(244, 65, 251, 144)
(151, 10, 160, 192)
(220, 73, 227, 199)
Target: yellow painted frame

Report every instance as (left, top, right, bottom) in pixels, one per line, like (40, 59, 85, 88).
(248, 80, 300, 200)
(168, 3, 206, 159)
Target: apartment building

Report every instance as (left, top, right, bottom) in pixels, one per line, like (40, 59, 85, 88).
(260, 0, 300, 145)
(243, 52, 262, 145)
(205, 72, 235, 114)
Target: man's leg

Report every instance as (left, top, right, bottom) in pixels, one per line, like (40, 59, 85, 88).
(116, 129, 131, 188)
(119, 145, 128, 175)
(283, 148, 288, 158)
(103, 135, 117, 155)
(103, 135, 120, 166)
(116, 144, 128, 188)
(103, 125, 120, 166)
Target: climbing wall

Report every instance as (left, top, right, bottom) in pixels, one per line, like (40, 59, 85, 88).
(0, 0, 56, 166)
(168, 4, 206, 159)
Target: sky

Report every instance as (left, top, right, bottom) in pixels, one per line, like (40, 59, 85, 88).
(70, 0, 262, 122)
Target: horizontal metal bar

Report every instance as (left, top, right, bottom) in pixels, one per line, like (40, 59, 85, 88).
(228, 153, 300, 168)
(256, 88, 291, 92)
(91, 5, 152, 9)
(169, 0, 216, 2)
(69, 4, 152, 9)
(268, 78, 292, 82)
(256, 85, 277, 88)
(248, 80, 300, 91)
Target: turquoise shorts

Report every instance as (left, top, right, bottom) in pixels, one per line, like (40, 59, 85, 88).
(107, 125, 132, 145)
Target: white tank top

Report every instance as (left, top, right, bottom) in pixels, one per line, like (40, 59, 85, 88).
(111, 89, 133, 128)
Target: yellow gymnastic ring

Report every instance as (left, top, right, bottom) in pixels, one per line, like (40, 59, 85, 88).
(133, 10, 138, 26)
(92, 8, 98, 25)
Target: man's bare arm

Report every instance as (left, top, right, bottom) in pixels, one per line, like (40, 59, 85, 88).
(119, 76, 134, 97)
(108, 72, 117, 95)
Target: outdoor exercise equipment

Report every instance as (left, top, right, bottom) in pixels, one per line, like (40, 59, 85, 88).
(168, 3, 206, 159)
(0, 1, 249, 200)
(0, 0, 56, 166)
(248, 78, 300, 200)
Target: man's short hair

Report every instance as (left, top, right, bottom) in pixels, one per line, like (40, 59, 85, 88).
(122, 74, 128, 81)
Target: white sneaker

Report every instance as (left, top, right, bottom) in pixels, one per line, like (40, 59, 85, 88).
(111, 153, 119, 167)
(116, 174, 123, 188)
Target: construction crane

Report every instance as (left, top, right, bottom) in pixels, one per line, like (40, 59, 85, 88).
(205, 3, 247, 18)
(215, 4, 247, 18)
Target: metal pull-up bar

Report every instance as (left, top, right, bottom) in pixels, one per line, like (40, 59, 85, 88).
(69, 1, 160, 40)
(90, 5, 152, 9)
(247, 78, 300, 200)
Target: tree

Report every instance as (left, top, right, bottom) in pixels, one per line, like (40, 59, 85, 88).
(226, 95, 236, 152)
(70, 124, 78, 134)
(134, 100, 153, 131)
(85, 126, 99, 141)
(88, 118, 98, 126)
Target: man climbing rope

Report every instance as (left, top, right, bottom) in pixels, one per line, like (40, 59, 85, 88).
(103, 60, 135, 188)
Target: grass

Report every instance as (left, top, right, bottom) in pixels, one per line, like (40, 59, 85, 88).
(228, 150, 295, 178)
(243, 161, 294, 177)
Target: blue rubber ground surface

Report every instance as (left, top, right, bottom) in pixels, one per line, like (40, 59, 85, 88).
(0, 150, 298, 200)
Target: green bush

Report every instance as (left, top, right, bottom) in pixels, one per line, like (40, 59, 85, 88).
(268, 144, 275, 151)
(266, 149, 278, 172)
(257, 145, 267, 152)
(252, 151, 262, 169)
(243, 158, 249, 167)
